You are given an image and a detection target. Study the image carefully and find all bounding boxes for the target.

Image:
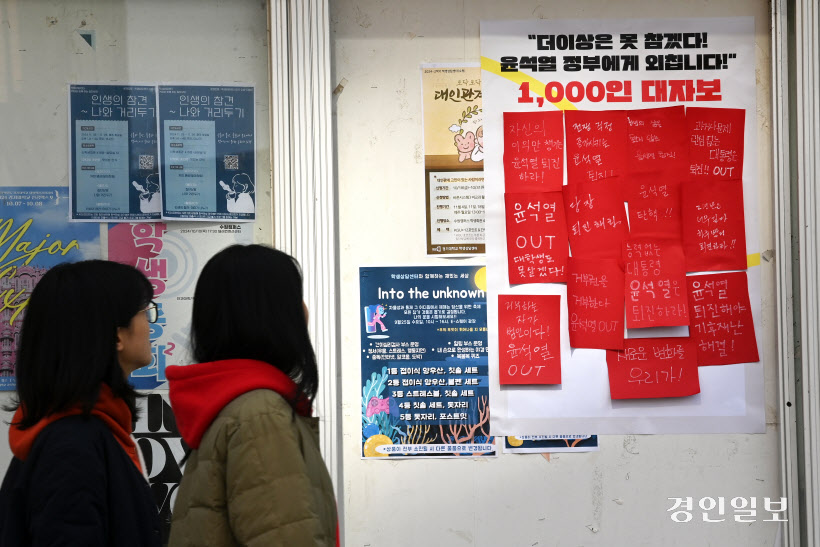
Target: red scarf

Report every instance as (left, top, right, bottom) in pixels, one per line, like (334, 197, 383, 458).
(9, 384, 142, 473)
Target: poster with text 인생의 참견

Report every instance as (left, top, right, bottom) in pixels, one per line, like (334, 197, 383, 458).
(481, 17, 763, 434)
(108, 222, 253, 390)
(69, 84, 161, 222)
(158, 85, 255, 222)
(0, 187, 101, 390)
(360, 266, 496, 458)
(422, 64, 485, 256)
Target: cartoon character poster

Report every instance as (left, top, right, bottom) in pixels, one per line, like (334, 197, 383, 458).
(69, 84, 161, 221)
(422, 64, 485, 255)
(157, 85, 256, 221)
(0, 187, 101, 389)
(108, 222, 252, 390)
(359, 266, 496, 458)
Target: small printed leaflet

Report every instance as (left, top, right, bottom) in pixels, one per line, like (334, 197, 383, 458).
(687, 107, 745, 181)
(503, 111, 564, 192)
(498, 294, 561, 385)
(504, 191, 568, 284)
(606, 337, 700, 399)
(681, 179, 747, 272)
(567, 258, 624, 350)
(624, 172, 682, 239)
(563, 179, 628, 260)
(564, 109, 628, 184)
(623, 239, 689, 328)
(625, 106, 688, 177)
(686, 272, 759, 366)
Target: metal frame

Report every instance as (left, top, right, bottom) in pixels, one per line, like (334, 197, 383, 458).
(268, 0, 340, 497)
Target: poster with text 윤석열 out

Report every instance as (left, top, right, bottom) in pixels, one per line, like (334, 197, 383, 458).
(108, 222, 252, 390)
(359, 266, 496, 458)
(422, 64, 485, 255)
(158, 85, 255, 221)
(0, 187, 101, 390)
(69, 84, 161, 221)
(481, 17, 763, 434)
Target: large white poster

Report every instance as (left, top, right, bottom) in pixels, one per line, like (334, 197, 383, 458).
(481, 17, 763, 434)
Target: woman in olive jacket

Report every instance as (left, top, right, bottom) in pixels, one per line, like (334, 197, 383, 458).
(167, 245, 338, 547)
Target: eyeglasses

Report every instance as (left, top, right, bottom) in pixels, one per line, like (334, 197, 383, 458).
(144, 301, 158, 324)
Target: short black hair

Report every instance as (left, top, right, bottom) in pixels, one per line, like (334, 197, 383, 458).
(11, 260, 153, 428)
(191, 244, 319, 403)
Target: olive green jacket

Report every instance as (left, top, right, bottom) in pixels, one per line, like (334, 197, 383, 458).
(168, 390, 337, 546)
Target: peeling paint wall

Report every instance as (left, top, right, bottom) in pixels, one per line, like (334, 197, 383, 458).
(332, 0, 781, 545)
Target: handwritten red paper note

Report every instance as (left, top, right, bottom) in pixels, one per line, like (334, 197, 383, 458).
(505, 192, 569, 284)
(498, 294, 561, 385)
(681, 179, 747, 272)
(626, 106, 688, 177)
(625, 172, 682, 239)
(565, 110, 628, 184)
(687, 107, 745, 181)
(503, 111, 564, 192)
(623, 239, 689, 328)
(563, 179, 629, 260)
(686, 272, 759, 365)
(606, 337, 700, 399)
(567, 258, 624, 350)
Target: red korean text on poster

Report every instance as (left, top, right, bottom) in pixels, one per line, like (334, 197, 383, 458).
(563, 179, 628, 260)
(623, 239, 689, 328)
(503, 111, 564, 192)
(505, 192, 568, 284)
(565, 109, 628, 185)
(498, 294, 561, 385)
(681, 179, 747, 272)
(108, 223, 168, 297)
(686, 272, 759, 366)
(567, 258, 624, 350)
(626, 106, 688, 177)
(687, 107, 745, 181)
(624, 172, 682, 239)
(606, 337, 700, 399)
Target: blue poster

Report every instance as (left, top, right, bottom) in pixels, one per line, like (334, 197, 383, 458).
(69, 85, 160, 221)
(158, 85, 255, 221)
(0, 187, 101, 390)
(359, 266, 495, 458)
(503, 435, 599, 453)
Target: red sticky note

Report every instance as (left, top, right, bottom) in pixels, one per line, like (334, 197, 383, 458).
(686, 272, 759, 365)
(623, 239, 689, 328)
(498, 294, 561, 385)
(503, 111, 564, 192)
(681, 179, 747, 272)
(565, 109, 628, 184)
(625, 172, 682, 239)
(687, 107, 745, 181)
(606, 337, 700, 399)
(626, 106, 688, 177)
(567, 258, 624, 350)
(563, 179, 629, 260)
(505, 192, 569, 284)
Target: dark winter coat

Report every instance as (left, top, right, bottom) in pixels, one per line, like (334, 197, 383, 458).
(0, 415, 162, 547)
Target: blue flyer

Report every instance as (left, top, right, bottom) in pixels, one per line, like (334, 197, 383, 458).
(0, 187, 101, 389)
(157, 85, 255, 221)
(359, 266, 495, 458)
(69, 84, 161, 221)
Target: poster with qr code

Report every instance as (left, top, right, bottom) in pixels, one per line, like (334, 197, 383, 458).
(69, 84, 161, 222)
(157, 85, 256, 221)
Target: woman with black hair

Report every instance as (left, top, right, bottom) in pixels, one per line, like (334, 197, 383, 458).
(167, 244, 337, 547)
(0, 260, 161, 546)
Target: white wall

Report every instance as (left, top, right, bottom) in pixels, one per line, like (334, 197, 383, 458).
(332, 0, 782, 545)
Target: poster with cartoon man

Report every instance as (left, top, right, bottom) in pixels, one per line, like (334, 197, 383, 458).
(421, 64, 485, 255)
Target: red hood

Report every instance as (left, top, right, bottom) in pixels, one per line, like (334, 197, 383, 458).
(166, 359, 311, 449)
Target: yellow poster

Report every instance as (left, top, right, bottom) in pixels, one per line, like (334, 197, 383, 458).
(421, 64, 485, 255)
